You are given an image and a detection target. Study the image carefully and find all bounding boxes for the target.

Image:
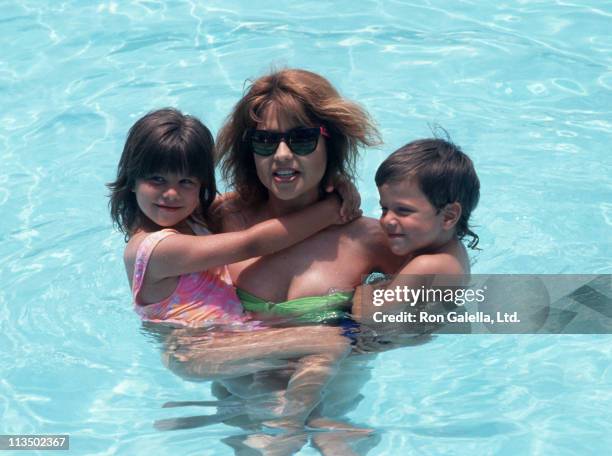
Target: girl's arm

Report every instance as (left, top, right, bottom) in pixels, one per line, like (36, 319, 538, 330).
(147, 195, 347, 280)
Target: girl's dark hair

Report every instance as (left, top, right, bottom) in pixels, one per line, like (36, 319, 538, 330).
(375, 138, 481, 249)
(216, 68, 381, 205)
(107, 108, 216, 240)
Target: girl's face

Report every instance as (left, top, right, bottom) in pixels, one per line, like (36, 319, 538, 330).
(134, 173, 201, 229)
(253, 105, 327, 205)
(378, 178, 447, 256)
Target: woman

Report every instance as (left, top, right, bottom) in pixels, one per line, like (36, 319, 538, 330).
(211, 69, 404, 452)
(216, 68, 402, 309)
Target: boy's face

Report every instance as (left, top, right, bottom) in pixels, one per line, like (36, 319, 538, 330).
(378, 178, 446, 256)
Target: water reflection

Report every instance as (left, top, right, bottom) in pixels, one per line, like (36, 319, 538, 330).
(142, 319, 434, 455)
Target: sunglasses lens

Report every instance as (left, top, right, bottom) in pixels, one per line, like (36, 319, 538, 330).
(251, 131, 279, 156)
(249, 128, 321, 156)
(288, 128, 320, 155)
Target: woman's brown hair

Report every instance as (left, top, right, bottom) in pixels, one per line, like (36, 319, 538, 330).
(216, 68, 381, 204)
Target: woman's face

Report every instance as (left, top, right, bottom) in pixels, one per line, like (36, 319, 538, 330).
(253, 105, 327, 205)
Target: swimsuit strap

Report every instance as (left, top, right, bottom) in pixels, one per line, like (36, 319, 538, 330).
(132, 229, 179, 302)
(186, 217, 211, 236)
(184, 218, 234, 286)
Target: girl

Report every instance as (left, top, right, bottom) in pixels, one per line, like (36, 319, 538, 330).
(108, 107, 357, 428)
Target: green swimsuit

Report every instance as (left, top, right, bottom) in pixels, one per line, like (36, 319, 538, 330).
(236, 288, 354, 324)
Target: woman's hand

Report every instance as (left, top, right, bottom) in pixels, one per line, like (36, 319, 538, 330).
(325, 175, 362, 223)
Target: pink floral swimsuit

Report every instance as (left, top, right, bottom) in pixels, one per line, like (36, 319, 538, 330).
(131, 229, 250, 328)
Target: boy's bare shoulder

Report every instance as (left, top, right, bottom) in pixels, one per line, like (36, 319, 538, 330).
(399, 251, 466, 275)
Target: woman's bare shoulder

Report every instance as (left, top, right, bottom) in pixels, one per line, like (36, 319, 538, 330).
(344, 216, 387, 243)
(210, 192, 250, 231)
(343, 216, 405, 273)
(210, 192, 242, 213)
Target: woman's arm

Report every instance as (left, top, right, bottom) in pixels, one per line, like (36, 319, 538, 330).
(147, 196, 347, 280)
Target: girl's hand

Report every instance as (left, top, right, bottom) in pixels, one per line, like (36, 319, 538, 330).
(324, 193, 362, 225)
(325, 175, 362, 223)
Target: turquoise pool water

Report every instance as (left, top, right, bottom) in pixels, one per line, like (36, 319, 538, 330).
(1, 0, 611, 454)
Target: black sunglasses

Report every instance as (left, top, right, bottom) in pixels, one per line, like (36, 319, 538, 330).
(247, 126, 330, 157)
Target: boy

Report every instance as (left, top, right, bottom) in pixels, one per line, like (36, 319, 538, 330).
(353, 138, 480, 321)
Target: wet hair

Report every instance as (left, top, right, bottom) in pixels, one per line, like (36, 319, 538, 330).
(216, 68, 381, 204)
(107, 108, 217, 239)
(375, 138, 480, 249)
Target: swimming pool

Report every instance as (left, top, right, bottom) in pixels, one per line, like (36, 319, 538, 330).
(1, 0, 611, 454)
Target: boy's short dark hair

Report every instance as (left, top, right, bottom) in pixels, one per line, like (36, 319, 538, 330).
(375, 138, 480, 249)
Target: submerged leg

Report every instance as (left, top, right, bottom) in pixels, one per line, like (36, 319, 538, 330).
(163, 326, 347, 380)
(312, 429, 380, 456)
(262, 342, 350, 429)
(222, 432, 309, 456)
(162, 326, 351, 428)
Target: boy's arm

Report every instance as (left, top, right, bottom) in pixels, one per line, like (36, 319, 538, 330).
(148, 196, 345, 279)
(352, 255, 451, 322)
